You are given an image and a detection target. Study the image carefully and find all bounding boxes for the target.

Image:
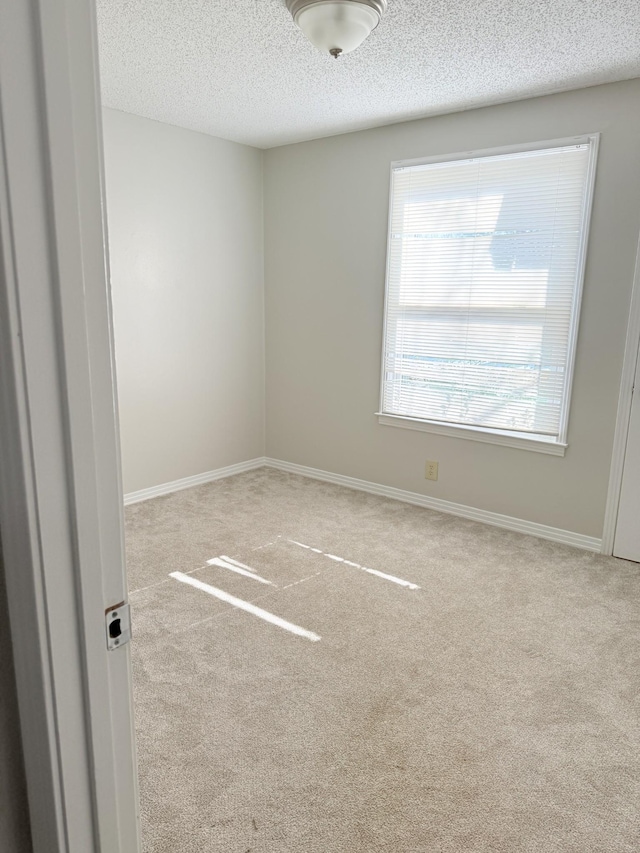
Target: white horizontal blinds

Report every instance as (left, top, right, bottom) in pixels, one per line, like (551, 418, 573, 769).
(382, 143, 592, 438)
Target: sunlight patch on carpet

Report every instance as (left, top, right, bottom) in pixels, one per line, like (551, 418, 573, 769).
(170, 571, 321, 642)
(287, 540, 420, 590)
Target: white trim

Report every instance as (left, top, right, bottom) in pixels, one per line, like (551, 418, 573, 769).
(558, 134, 600, 444)
(123, 455, 602, 552)
(376, 413, 567, 455)
(379, 134, 600, 452)
(264, 458, 602, 552)
(0, 75, 67, 852)
(391, 134, 598, 171)
(0, 0, 140, 849)
(602, 233, 640, 555)
(123, 458, 266, 505)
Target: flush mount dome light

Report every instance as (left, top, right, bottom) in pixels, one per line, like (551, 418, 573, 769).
(286, 0, 387, 58)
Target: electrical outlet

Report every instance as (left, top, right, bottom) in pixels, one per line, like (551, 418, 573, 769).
(425, 460, 438, 481)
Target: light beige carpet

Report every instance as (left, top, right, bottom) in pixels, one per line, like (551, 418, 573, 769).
(126, 468, 640, 852)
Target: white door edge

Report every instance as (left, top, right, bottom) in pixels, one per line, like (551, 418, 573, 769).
(613, 349, 640, 560)
(602, 232, 640, 556)
(0, 0, 140, 851)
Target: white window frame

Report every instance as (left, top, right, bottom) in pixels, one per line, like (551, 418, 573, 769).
(376, 134, 600, 456)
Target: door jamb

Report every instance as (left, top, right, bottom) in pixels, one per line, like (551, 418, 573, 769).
(602, 234, 640, 555)
(0, 0, 140, 850)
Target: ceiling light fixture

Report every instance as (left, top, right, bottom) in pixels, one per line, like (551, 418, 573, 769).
(286, 0, 387, 59)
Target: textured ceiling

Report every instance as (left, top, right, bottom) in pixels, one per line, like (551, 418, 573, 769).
(97, 0, 640, 149)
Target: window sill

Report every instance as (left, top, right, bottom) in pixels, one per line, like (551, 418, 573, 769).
(375, 413, 567, 456)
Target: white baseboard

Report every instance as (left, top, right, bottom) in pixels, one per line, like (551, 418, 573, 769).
(124, 454, 603, 552)
(123, 457, 266, 505)
(264, 457, 603, 553)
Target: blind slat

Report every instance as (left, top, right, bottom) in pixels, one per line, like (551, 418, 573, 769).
(382, 142, 593, 439)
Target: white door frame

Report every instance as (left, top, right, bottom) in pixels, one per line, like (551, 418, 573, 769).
(602, 234, 640, 555)
(0, 0, 140, 851)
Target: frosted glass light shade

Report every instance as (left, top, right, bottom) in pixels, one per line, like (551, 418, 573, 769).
(287, 0, 386, 56)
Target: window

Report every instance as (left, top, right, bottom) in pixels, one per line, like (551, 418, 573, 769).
(378, 137, 598, 455)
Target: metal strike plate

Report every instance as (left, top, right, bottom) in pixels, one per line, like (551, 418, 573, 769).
(106, 603, 131, 651)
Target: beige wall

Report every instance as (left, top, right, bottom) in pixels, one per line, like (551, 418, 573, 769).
(264, 80, 640, 538)
(0, 535, 32, 851)
(103, 109, 265, 495)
